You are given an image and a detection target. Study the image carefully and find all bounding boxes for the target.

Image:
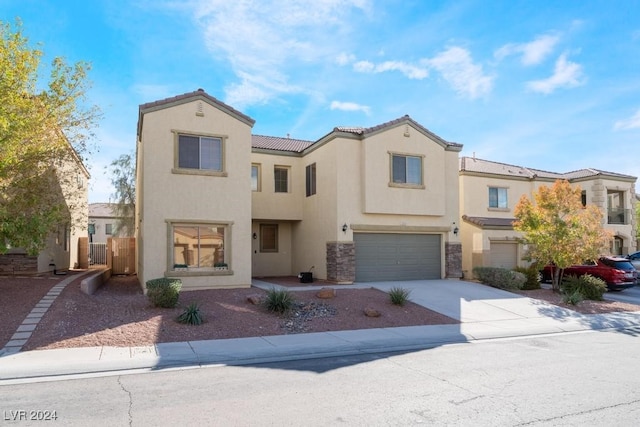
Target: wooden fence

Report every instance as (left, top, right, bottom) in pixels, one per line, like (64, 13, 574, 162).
(78, 237, 135, 275)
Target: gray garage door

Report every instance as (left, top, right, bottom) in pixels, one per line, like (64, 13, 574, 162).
(354, 233, 441, 282)
(490, 242, 518, 269)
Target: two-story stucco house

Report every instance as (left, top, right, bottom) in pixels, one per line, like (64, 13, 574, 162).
(459, 156, 637, 277)
(0, 142, 89, 275)
(136, 90, 255, 290)
(136, 89, 463, 290)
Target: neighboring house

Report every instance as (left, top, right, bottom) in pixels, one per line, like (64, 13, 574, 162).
(88, 203, 133, 243)
(136, 89, 463, 290)
(0, 144, 89, 275)
(459, 156, 637, 277)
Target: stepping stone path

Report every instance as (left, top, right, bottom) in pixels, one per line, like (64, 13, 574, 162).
(1, 272, 91, 355)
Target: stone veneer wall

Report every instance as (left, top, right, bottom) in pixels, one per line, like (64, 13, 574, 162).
(326, 242, 355, 283)
(0, 253, 39, 275)
(445, 242, 462, 279)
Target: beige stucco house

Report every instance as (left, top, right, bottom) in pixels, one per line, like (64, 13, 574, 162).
(459, 156, 637, 277)
(136, 90, 255, 290)
(0, 143, 89, 275)
(88, 203, 133, 243)
(136, 89, 463, 290)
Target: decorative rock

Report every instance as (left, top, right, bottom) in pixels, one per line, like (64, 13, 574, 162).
(246, 294, 263, 305)
(316, 287, 336, 299)
(364, 307, 381, 317)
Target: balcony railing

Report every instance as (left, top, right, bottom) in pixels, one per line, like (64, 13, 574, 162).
(607, 208, 631, 225)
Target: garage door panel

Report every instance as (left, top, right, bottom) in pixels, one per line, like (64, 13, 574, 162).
(491, 242, 518, 269)
(354, 233, 441, 282)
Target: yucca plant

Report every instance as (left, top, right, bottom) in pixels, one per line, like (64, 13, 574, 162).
(177, 302, 203, 325)
(263, 288, 295, 314)
(389, 287, 412, 306)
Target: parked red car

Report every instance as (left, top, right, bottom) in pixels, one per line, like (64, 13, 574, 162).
(541, 257, 637, 291)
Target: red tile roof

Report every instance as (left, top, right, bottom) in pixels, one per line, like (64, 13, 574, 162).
(251, 134, 315, 153)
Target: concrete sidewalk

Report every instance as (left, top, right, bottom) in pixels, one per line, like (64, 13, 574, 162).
(2, 279, 640, 384)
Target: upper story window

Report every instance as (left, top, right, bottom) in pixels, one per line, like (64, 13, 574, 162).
(251, 164, 261, 191)
(489, 187, 508, 209)
(177, 134, 223, 172)
(306, 163, 316, 197)
(607, 190, 627, 224)
(274, 166, 289, 193)
(391, 154, 423, 186)
(105, 223, 113, 235)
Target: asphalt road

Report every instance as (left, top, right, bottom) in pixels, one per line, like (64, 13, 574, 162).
(605, 285, 640, 305)
(1, 328, 640, 426)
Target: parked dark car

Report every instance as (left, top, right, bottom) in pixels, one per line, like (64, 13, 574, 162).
(625, 251, 640, 270)
(541, 256, 637, 291)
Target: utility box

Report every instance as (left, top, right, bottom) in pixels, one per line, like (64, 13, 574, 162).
(299, 272, 313, 283)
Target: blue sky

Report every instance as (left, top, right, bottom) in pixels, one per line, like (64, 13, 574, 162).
(3, 0, 640, 203)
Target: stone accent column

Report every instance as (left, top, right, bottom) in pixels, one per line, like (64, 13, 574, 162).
(445, 242, 462, 279)
(326, 242, 355, 283)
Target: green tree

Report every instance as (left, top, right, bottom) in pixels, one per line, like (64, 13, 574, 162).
(107, 153, 135, 236)
(514, 180, 611, 292)
(0, 19, 99, 254)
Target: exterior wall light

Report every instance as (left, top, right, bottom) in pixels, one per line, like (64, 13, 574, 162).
(453, 222, 459, 236)
(342, 224, 348, 233)
(252, 232, 257, 240)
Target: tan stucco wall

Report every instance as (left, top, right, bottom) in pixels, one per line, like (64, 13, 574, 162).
(362, 125, 448, 215)
(251, 221, 293, 276)
(251, 152, 303, 220)
(291, 137, 339, 278)
(137, 99, 252, 290)
(36, 150, 89, 272)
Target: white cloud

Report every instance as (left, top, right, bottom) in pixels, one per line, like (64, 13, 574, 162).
(330, 101, 371, 114)
(353, 60, 375, 73)
(527, 53, 585, 94)
(427, 47, 493, 99)
(352, 60, 428, 79)
(350, 46, 492, 98)
(495, 34, 560, 66)
(335, 52, 356, 66)
(190, 0, 371, 107)
(614, 109, 640, 130)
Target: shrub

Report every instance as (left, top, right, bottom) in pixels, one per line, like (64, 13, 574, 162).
(263, 288, 294, 314)
(561, 274, 606, 301)
(562, 290, 584, 305)
(146, 277, 182, 308)
(389, 287, 411, 306)
(472, 267, 526, 291)
(177, 302, 203, 325)
(514, 265, 541, 290)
